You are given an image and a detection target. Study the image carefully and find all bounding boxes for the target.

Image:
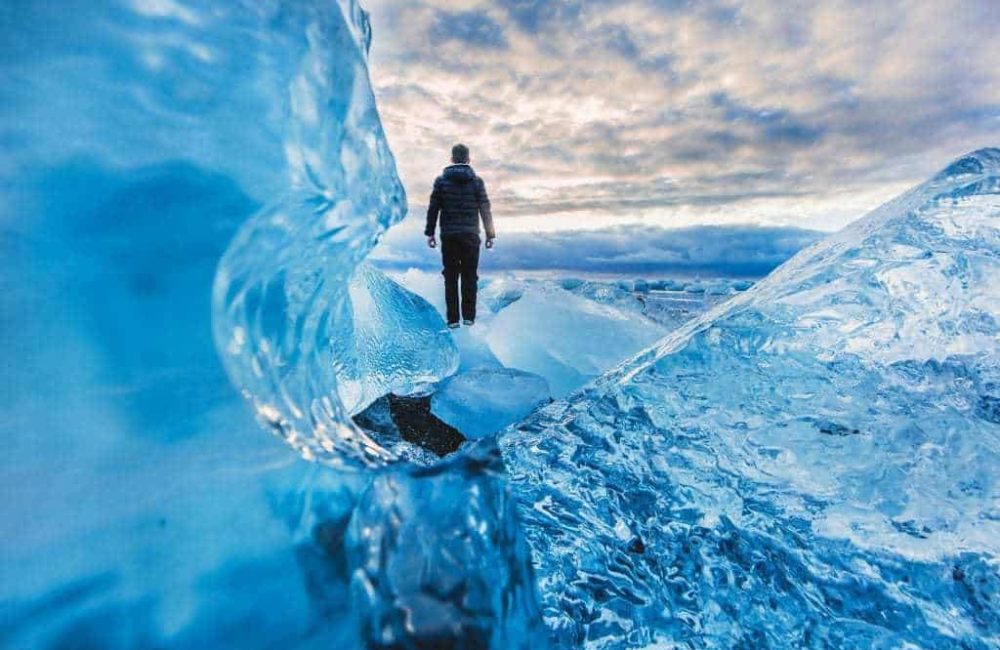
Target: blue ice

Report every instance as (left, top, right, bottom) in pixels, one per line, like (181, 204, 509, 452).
(2, 0, 998, 647)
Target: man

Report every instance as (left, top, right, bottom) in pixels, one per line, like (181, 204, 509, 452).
(425, 143, 496, 328)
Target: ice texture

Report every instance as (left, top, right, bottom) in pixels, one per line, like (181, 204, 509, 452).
(498, 148, 1000, 647)
(206, 7, 461, 468)
(1, 0, 534, 646)
(340, 263, 458, 417)
(347, 448, 546, 649)
(392, 270, 673, 398)
(555, 276, 745, 329)
(431, 367, 552, 439)
(486, 283, 668, 397)
(7, 0, 1000, 646)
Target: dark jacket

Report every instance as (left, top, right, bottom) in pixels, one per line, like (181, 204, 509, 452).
(425, 164, 495, 239)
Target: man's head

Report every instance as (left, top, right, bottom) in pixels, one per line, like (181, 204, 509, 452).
(451, 143, 470, 164)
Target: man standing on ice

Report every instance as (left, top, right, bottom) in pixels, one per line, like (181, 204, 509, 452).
(425, 143, 496, 328)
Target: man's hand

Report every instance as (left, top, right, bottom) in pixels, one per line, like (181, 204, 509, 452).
(427, 236, 437, 248)
(485, 237, 495, 250)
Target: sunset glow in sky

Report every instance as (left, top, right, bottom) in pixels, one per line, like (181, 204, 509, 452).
(365, 0, 1000, 234)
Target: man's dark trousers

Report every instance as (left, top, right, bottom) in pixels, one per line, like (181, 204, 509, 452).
(441, 233, 481, 324)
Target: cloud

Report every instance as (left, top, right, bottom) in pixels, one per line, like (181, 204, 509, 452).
(430, 9, 508, 49)
(364, 0, 1000, 232)
(370, 219, 824, 277)
(498, 0, 585, 32)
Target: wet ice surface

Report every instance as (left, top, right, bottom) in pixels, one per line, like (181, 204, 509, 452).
(431, 367, 552, 439)
(2, 0, 540, 646)
(498, 149, 1000, 648)
(4, 0, 999, 647)
(392, 269, 742, 434)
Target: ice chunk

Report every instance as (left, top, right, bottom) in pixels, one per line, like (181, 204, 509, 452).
(481, 276, 527, 314)
(347, 448, 545, 649)
(499, 148, 1000, 647)
(485, 283, 667, 397)
(339, 263, 458, 416)
(0, 0, 495, 646)
(208, 9, 461, 467)
(391, 269, 719, 399)
(431, 367, 551, 439)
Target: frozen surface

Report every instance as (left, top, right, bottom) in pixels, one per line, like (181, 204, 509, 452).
(347, 448, 545, 649)
(393, 270, 678, 398)
(1, 0, 534, 647)
(485, 284, 668, 397)
(432, 367, 552, 439)
(6, 0, 999, 647)
(499, 149, 1000, 648)
(554, 276, 744, 331)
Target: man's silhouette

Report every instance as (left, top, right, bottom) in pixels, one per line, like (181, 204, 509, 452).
(425, 143, 495, 328)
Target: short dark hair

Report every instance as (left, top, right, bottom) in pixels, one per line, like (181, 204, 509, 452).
(451, 143, 470, 164)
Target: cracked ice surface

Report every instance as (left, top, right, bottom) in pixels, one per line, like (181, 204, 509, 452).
(499, 149, 1000, 648)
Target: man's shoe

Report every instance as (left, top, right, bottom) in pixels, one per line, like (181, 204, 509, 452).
(447, 322, 460, 329)
(463, 319, 475, 326)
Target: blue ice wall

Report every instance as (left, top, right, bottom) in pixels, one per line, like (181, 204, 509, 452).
(1, 1, 535, 647)
(499, 149, 1000, 648)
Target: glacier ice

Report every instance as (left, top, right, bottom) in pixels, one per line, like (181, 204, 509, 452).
(554, 276, 744, 329)
(340, 263, 458, 417)
(431, 367, 552, 439)
(207, 11, 460, 468)
(5, 0, 1000, 646)
(347, 447, 546, 649)
(1, 0, 536, 646)
(498, 148, 1000, 647)
(389, 270, 680, 433)
(485, 283, 668, 397)
(392, 270, 674, 398)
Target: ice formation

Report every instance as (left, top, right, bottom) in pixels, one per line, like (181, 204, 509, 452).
(4, 0, 999, 646)
(499, 148, 1000, 647)
(431, 367, 552, 439)
(393, 270, 674, 398)
(1, 0, 535, 646)
(347, 447, 546, 649)
(206, 7, 460, 468)
(485, 284, 667, 397)
(340, 263, 458, 417)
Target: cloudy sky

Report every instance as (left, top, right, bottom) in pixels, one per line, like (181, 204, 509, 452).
(364, 0, 999, 238)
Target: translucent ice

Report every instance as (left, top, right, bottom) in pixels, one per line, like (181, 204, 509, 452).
(339, 263, 458, 417)
(347, 448, 546, 648)
(486, 283, 668, 397)
(431, 367, 552, 439)
(392, 270, 676, 400)
(499, 148, 1000, 647)
(7, 0, 998, 646)
(0, 0, 527, 646)
(208, 9, 460, 468)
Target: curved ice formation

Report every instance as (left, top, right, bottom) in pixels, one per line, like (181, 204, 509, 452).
(500, 148, 1000, 647)
(208, 6, 459, 468)
(1, 0, 533, 646)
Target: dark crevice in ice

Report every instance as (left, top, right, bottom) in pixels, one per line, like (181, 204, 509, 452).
(354, 394, 468, 457)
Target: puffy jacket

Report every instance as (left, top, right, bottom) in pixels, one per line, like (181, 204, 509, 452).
(425, 164, 495, 239)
